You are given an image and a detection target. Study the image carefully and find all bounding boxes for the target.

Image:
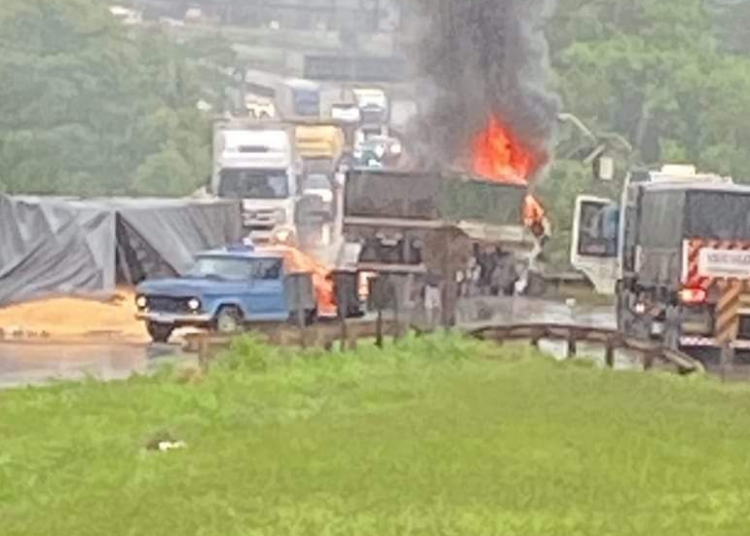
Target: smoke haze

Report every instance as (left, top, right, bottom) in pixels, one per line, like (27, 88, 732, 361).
(409, 0, 560, 180)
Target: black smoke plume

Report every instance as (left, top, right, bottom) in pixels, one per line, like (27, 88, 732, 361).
(409, 0, 560, 179)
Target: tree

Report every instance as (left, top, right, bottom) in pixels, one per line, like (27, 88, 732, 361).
(0, 0, 210, 196)
(539, 0, 750, 262)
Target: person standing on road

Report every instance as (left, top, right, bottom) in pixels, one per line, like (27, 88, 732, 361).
(424, 272, 442, 330)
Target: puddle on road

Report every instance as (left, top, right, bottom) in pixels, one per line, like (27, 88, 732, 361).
(538, 340, 643, 371)
(0, 297, 620, 390)
(0, 342, 187, 389)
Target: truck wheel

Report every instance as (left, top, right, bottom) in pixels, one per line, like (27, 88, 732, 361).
(215, 306, 243, 334)
(147, 322, 174, 344)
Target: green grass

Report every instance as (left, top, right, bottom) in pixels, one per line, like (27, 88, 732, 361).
(2, 334, 750, 535)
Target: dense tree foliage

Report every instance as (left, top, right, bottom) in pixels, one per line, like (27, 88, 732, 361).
(3, 0, 750, 233)
(537, 0, 750, 261)
(0, 0, 213, 196)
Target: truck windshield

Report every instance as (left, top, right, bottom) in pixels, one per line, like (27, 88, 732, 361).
(218, 170, 289, 200)
(685, 192, 750, 240)
(187, 257, 282, 281)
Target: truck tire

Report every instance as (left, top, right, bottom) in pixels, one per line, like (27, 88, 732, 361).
(214, 306, 243, 334)
(147, 322, 174, 344)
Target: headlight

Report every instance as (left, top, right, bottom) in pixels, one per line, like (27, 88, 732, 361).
(136, 295, 148, 309)
(390, 142, 403, 155)
(188, 298, 201, 311)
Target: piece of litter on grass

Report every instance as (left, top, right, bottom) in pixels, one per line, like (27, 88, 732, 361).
(158, 441, 187, 452)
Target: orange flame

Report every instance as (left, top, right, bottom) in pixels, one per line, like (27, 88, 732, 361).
(472, 114, 547, 231)
(472, 115, 535, 184)
(263, 245, 337, 316)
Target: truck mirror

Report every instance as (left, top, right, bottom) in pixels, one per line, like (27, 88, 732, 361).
(594, 156, 615, 181)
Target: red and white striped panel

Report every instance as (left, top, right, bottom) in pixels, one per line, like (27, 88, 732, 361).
(680, 336, 717, 348)
(679, 337, 750, 350)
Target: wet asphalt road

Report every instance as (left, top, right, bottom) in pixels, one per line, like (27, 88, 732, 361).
(0, 297, 615, 389)
(0, 342, 186, 389)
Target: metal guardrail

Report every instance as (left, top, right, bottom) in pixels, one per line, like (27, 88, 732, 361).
(469, 324, 705, 376)
(184, 319, 705, 376)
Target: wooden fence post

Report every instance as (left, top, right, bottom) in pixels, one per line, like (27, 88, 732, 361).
(376, 306, 384, 348)
(296, 276, 306, 349)
(198, 335, 210, 374)
(605, 339, 615, 368)
(566, 331, 578, 359)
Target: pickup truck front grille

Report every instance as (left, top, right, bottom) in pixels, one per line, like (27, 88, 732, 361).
(148, 296, 191, 314)
(243, 210, 277, 231)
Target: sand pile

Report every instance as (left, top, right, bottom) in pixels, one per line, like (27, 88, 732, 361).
(0, 290, 147, 341)
(0, 247, 338, 341)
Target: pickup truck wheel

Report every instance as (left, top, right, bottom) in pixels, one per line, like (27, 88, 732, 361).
(215, 306, 243, 334)
(147, 322, 174, 344)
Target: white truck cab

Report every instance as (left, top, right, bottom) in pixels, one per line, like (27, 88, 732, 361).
(212, 126, 302, 243)
(570, 164, 734, 295)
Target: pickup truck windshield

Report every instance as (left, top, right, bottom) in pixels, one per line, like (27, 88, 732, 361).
(685, 192, 750, 241)
(187, 257, 282, 281)
(219, 169, 289, 200)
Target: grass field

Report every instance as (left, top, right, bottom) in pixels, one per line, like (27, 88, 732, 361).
(2, 334, 750, 535)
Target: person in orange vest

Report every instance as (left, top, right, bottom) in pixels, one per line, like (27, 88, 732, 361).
(523, 195, 551, 263)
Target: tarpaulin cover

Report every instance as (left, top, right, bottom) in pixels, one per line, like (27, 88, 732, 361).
(0, 195, 242, 306)
(345, 169, 526, 225)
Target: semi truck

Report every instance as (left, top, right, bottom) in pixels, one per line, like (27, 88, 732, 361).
(210, 120, 302, 244)
(571, 164, 750, 361)
(341, 168, 537, 315)
(294, 124, 345, 169)
(352, 87, 389, 125)
(278, 79, 322, 119)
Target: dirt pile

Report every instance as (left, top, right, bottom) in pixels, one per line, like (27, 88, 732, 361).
(0, 290, 147, 341)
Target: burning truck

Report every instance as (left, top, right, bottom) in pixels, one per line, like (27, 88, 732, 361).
(341, 111, 552, 312)
(339, 0, 559, 308)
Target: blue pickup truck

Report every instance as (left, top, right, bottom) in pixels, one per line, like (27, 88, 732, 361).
(135, 245, 317, 343)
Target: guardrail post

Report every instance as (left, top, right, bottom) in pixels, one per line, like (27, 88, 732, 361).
(531, 329, 541, 349)
(376, 306, 384, 348)
(566, 331, 577, 359)
(295, 276, 306, 349)
(643, 350, 656, 371)
(393, 279, 403, 342)
(605, 339, 615, 368)
(338, 278, 349, 352)
(198, 335, 210, 374)
(720, 344, 734, 383)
